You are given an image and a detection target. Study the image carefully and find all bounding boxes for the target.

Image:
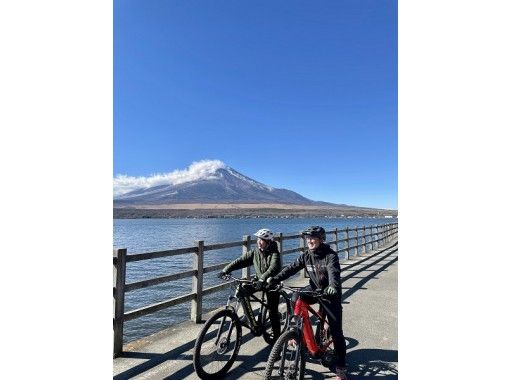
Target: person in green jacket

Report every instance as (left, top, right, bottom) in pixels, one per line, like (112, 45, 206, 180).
(218, 228, 282, 339)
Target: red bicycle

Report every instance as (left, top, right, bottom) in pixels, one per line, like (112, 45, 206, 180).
(263, 284, 337, 380)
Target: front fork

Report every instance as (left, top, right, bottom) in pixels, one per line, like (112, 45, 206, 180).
(280, 312, 304, 377)
(214, 295, 241, 346)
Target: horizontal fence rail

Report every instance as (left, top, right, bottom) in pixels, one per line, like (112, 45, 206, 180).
(113, 222, 398, 357)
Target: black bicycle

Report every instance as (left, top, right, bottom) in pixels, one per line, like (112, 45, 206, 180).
(193, 274, 292, 379)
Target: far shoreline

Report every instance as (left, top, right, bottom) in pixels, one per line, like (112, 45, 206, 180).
(113, 204, 397, 219)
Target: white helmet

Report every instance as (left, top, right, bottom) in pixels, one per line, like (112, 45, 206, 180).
(254, 228, 274, 241)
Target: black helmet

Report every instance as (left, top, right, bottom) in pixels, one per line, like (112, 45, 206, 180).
(302, 226, 326, 241)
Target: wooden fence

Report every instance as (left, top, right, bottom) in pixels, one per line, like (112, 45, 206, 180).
(113, 222, 398, 357)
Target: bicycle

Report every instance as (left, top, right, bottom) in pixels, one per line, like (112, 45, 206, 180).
(193, 274, 292, 379)
(263, 284, 338, 380)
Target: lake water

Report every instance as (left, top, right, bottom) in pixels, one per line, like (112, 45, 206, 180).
(114, 217, 395, 343)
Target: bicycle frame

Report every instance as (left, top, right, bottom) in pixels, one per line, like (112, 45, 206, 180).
(279, 285, 334, 358)
(219, 277, 271, 339)
(294, 297, 334, 358)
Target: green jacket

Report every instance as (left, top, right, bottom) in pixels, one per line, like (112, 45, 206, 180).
(223, 241, 281, 282)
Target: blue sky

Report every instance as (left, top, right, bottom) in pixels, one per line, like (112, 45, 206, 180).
(114, 0, 397, 209)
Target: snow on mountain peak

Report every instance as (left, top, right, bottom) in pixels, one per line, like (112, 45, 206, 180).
(113, 160, 227, 197)
(225, 167, 274, 191)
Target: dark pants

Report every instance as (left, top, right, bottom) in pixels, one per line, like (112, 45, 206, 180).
(266, 289, 281, 338)
(241, 284, 281, 339)
(293, 286, 346, 367)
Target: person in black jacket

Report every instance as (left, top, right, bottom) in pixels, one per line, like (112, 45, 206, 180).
(218, 228, 282, 340)
(267, 226, 348, 380)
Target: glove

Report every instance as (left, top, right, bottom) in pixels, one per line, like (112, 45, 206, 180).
(324, 286, 337, 296)
(217, 270, 228, 279)
(265, 277, 278, 289)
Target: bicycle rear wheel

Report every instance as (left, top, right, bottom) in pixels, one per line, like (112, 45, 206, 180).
(264, 329, 305, 380)
(261, 295, 292, 344)
(193, 308, 242, 379)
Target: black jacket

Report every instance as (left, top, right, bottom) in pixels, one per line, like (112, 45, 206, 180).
(273, 243, 342, 293)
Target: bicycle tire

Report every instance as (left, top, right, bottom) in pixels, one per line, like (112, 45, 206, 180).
(263, 329, 305, 380)
(193, 308, 242, 379)
(261, 295, 292, 345)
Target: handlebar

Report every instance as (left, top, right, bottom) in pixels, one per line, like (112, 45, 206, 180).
(219, 273, 254, 284)
(272, 283, 325, 299)
(219, 274, 325, 299)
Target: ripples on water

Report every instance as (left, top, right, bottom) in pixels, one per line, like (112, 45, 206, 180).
(114, 217, 394, 342)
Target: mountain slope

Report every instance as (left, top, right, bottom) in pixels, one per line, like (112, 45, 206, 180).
(114, 164, 332, 206)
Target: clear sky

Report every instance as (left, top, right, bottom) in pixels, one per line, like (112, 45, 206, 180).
(114, 0, 397, 209)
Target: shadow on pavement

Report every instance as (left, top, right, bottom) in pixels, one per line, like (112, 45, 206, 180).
(342, 255, 398, 302)
(346, 348, 398, 379)
(114, 330, 261, 380)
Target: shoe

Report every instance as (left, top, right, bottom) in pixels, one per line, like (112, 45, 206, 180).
(335, 366, 348, 380)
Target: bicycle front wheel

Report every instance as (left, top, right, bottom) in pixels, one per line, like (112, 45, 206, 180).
(264, 329, 305, 380)
(193, 308, 242, 379)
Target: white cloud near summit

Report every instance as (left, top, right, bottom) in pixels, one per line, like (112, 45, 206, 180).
(113, 160, 227, 197)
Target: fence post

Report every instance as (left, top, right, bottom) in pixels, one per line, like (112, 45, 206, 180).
(369, 225, 374, 251)
(353, 227, 359, 257)
(373, 225, 378, 250)
(300, 233, 307, 278)
(332, 227, 338, 253)
(366, 226, 371, 252)
(362, 225, 367, 254)
(345, 226, 350, 260)
(275, 232, 283, 266)
(242, 235, 252, 279)
(191, 240, 204, 323)
(113, 248, 127, 358)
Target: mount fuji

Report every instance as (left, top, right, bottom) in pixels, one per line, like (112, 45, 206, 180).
(113, 160, 336, 206)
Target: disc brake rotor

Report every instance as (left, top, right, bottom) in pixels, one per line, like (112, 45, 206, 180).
(216, 337, 229, 355)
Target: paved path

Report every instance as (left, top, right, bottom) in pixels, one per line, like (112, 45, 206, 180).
(114, 241, 398, 379)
